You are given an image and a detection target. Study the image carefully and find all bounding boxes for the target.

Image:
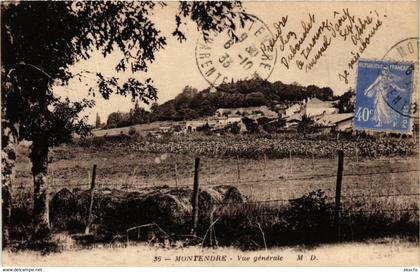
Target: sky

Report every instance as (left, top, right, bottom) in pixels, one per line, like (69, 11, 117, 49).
(54, 1, 418, 124)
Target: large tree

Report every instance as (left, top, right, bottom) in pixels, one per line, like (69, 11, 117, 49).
(1, 1, 248, 244)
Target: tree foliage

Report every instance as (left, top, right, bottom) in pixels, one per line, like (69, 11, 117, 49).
(1, 1, 166, 145)
(106, 101, 152, 129)
(1, 1, 249, 239)
(173, 1, 250, 42)
(2, 1, 247, 144)
(336, 89, 355, 113)
(130, 78, 336, 123)
(105, 77, 340, 128)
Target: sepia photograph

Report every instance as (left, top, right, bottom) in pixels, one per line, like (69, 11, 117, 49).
(1, 0, 419, 268)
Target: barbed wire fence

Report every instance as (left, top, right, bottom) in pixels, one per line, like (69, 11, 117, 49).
(14, 148, 419, 236)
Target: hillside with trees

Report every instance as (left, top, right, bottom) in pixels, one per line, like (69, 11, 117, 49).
(106, 78, 337, 127)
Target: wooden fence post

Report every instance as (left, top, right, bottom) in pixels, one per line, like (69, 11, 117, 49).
(174, 161, 179, 188)
(334, 150, 344, 240)
(289, 150, 293, 175)
(312, 153, 315, 169)
(236, 155, 240, 181)
(191, 158, 200, 235)
(85, 164, 97, 235)
(263, 153, 267, 177)
(355, 148, 359, 163)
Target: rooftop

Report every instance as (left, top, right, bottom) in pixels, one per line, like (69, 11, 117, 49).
(315, 113, 354, 126)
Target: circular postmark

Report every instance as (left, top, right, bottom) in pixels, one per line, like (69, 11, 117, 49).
(195, 14, 277, 88)
(381, 37, 419, 119)
(382, 37, 419, 62)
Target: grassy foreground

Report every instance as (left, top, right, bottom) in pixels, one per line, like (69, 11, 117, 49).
(8, 132, 419, 252)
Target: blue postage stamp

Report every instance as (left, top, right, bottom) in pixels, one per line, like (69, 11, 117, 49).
(354, 59, 415, 134)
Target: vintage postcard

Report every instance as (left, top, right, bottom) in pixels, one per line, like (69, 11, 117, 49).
(1, 0, 419, 269)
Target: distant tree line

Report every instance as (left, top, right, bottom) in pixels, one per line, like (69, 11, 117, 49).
(106, 100, 152, 128)
(106, 78, 354, 128)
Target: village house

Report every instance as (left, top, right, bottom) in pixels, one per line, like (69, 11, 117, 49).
(206, 116, 243, 127)
(215, 105, 278, 119)
(159, 126, 172, 134)
(284, 103, 301, 118)
(301, 98, 339, 118)
(273, 104, 288, 117)
(336, 115, 354, 133)
(185, 120, 208, 132)
(209, 116, 247, 133)
(314, 113, 354, 134)
(285, 113, 302, 129)
(206, 117, 225, 129)
(185, 116, 247, 133)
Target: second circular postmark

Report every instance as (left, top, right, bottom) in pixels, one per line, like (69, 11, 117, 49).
(195, 14, 277, 88)
(382, 37, 419, 119)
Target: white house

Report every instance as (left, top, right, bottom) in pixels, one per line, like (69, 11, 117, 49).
(285, 113, 302, 129)
(314, 113, 354, 133)
(215, 106, 278, 119)
(211, 116, 247, 133)
(336, 116, 354, 133)
(159, 126, 172, 133)
(301, 98, 338, 118)
(185, 116, 247, 133)
(227, 116, 242, 124)
(284, 103, 302, 118)
(206, 116, 231, 128)
(185, 120, 208, 132)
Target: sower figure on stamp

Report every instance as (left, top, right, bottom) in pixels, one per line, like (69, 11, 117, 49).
(364, 67, 407, 128)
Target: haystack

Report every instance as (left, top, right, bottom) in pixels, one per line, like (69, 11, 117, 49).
(199, 188, 224, 211)
(119, 190, 150, 227)
(142, 189, 193, 229)
(50, 188, 79, 229)
(63, 185, 245, 234)
(76, 188, 129, 209)
(73, 188, 132, 231)
(213, 185, 245, 203)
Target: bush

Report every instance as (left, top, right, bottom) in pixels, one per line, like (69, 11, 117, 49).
(210, 189, 418, 249)
(285, 189, 334, 243)
(8, 188, 419, 251)
(128, 126, 137, 136)
(227, 122, 241, 134)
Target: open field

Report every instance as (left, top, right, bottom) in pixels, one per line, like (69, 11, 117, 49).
(83, 131, 418, 159)
(91, 121, 185, 137)
(14, 133, 419, 213)
(9, 132, 419, 250)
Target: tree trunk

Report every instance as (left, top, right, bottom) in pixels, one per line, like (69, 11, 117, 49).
(30, 135, 50, 240)
(1, 127, 16, 248)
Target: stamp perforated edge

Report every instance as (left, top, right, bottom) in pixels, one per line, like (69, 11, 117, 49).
(352, 57, 418, 135)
